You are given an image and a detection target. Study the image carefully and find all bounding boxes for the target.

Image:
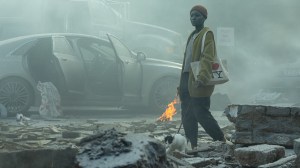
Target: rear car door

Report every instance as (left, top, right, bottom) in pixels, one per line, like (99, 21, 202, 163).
(107, 34, 142, 103)
(52, 36, 85, 95)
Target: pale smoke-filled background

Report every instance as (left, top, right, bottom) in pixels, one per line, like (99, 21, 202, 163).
(125, 0, 300, 105)
(0, 0, 299, 105)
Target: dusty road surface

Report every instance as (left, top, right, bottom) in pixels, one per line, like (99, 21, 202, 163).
(0, 108, 232, 150)
(0, 108, 235, 168)
(58, 108, 230, 126)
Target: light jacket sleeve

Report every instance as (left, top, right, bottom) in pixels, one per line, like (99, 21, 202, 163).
(197, 31, 215, 85)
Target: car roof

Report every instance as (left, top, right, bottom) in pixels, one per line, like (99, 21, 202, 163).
(0, 33, 107, 45)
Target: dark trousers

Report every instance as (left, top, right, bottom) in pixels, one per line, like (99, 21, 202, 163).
(180, 73, 224, 147)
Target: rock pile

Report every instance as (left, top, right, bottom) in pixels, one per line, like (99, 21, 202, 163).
(225, 104, 300, 167)
(75, 128, 172, 168)
(225, 105, 300, 146)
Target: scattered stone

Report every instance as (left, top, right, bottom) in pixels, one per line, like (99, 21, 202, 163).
(258, 155, 296, 168)
(49, 126, 61, 133)
(0, 115, 235, 167)
(234, 144, 285, 167)
(182, 157, 220, 167)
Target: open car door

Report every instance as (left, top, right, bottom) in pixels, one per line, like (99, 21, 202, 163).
(52, 36, 85, 95)
(107, 34, 143, 103)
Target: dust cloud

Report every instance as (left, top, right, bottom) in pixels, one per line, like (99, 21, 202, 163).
(0, 0, 299, 105)
(127, 0, 300, 105)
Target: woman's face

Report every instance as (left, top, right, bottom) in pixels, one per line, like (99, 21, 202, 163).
(190, 10, 206, 27)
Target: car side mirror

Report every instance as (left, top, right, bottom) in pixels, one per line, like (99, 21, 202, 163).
(137, 52, 146, 61)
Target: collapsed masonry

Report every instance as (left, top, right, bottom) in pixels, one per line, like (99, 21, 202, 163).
(225, 105, 300, 146)
(225, 104, 300, 167)
(75, 128, 172, 168)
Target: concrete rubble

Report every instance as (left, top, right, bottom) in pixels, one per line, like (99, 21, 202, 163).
(75, 128, 171, 168)
(225, 104, 300, 167)
(225, 104, 300, 146)
(0, 104, 300, 167)
(234, 144, 285, 167)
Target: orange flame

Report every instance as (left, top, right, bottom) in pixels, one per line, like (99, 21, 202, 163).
(157, 98, 179, 121)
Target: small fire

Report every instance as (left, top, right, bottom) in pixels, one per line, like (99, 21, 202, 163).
(157, 98, 179, 121)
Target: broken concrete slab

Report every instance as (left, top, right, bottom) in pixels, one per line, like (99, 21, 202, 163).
(234, 144, 285, 167)
(294, 138, 300, 155)
(0, 115, 235, 167)
(258, 155, 296, 168)
(0, 147, 77, 168)
(296, 156, 300, 168)
(225, 105, 300, 146)
(182, 157, 220, 167)
(294, 138, 300, 168)
(75, 128, 173, 168)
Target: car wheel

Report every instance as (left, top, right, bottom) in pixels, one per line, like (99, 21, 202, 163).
(0, 77, 34, 115)
(149, 77, 179, 114)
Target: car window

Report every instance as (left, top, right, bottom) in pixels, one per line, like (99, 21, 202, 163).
(80, 47, 95, 62)
(52, 36, 75, 56)
(11, 40, 38, 55)
(78, 39, 116, 62)
(77, 38, 118, 86)
(109, 35, 132, 59)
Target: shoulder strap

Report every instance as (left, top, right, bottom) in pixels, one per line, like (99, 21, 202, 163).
(201, 30, 210, 53)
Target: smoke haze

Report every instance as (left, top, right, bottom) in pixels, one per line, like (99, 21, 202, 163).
(0, 0, 299, 105)
(127, 0, 300, 104)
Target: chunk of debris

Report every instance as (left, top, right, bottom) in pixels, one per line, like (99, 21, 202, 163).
(225, 105, 300, 146)
(75, 128, 172, 168)
(234, 144, 285, 167)
(294, 138, 300, 167)
(182, 157, 220, 167)
(258, 155, 296, 168)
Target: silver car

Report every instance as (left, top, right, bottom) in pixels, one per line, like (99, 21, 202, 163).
(0, 34, 181, 115)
